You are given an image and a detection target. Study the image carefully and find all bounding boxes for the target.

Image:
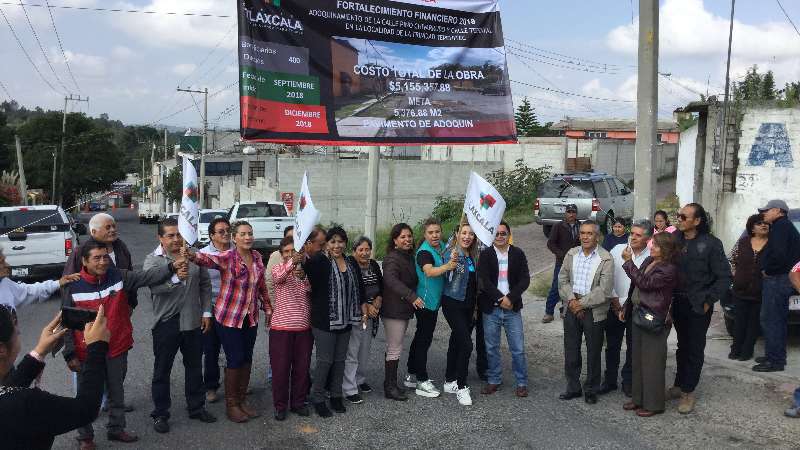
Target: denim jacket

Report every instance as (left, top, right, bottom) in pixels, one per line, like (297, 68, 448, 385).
(443, 248, 474, 301)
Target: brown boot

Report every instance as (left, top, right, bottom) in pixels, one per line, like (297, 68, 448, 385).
(224, 368, 248, 423)
(384, 359, 407, 401)
(238, 364, 260, 419)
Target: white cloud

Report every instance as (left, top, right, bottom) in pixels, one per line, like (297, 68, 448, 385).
(607, 0, 800, 62)
(111, 46, 137, 60)
(110, 0, 235, 49)
(172, 63, 196, 76)
(60, 50, 108, 78)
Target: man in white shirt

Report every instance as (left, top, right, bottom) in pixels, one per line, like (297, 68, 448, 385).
(0, 249, 79, 310)
(598, 220, 652, 398)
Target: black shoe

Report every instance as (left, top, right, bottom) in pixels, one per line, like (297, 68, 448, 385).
(597, 384, 617, 395)
(274, 410, 287, 421)
(358, 383, 373, 393)
(622, 384, 632, 398)
(313, 402, 332, 418)
(345, 394, 364, 404)
(329, 397, 347, 413)
(584, 393, 598, 404)
(728, 350, 741, 360)
(290, 405, 310, 417)
(755, 356, 769, 364)
(752, 362, 785, 372)
(153, 417, 169, 434)
(738, 353, 753, 362)
(559, 391, 583, 400)
(189, 409, 217, 423)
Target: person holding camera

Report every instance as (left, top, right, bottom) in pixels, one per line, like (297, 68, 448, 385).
(62, 241, 184, 449)
(0, 305, 111, 450)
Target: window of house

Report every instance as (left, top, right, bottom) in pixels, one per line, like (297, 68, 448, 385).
(249, 160, 265, 183)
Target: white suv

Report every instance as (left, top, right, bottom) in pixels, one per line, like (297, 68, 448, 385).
(0, 205, 82, 280)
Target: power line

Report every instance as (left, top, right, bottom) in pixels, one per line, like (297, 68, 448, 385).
(0, 2, 232, 18)
(0, 6, 61, 95)
(149, 80, 238, 126)
(43, 0, 81, 93)
(509, 79, 635, 103)
(506, 37, 637, 69)
(775, 0, 800, 39)
(16, 0, 70, 92)
(506, 45, 622, 74)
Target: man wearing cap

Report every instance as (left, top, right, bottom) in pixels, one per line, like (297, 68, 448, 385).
(544, 204, 581, 323)
(753, 200, 800, 372)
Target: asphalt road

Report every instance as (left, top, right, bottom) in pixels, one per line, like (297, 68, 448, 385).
(14, 209, 800, 449)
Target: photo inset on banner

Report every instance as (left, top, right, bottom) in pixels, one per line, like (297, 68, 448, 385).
(331, 38, 514, 139)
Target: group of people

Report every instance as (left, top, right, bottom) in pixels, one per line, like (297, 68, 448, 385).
(544, 199, 800, 418)
(1, 195, 800, 449)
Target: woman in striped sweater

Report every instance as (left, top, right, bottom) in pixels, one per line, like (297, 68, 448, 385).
(269, 236, 313, 421)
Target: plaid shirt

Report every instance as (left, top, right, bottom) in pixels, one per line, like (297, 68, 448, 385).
(193, 248, 271, 328)
(572, 247, 600, 296)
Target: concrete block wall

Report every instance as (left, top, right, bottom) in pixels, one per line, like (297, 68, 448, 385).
(420, 136, 571, 172)
(278, 156, 502, 229)
(716, 107, 800, 249)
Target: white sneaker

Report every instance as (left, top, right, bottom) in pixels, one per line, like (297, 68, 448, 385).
(415, 380, 441, 398)
(443, 380, 459, 394)
(403, 374, 417, 388)
(456, 387, 473, 406)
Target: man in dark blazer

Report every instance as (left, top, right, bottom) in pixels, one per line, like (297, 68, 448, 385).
(544, 204, 580, 323)
(478, 221, 531, 398)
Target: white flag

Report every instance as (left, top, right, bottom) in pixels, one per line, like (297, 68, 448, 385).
(463, 172, 506, 247)
(293, 171, 320, 251)
(178, 158, 200, 245)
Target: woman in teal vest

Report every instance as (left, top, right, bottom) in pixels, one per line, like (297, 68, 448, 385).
(404, 218, 456, 398)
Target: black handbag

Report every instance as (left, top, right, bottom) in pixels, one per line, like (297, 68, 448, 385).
(632, 305, 666, 334)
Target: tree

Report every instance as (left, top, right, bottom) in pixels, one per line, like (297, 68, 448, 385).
(514, 97, 540, 137)
(16, 112, 125, 205)
(760, 70, 776, 100)
(163, 166, 182, 204)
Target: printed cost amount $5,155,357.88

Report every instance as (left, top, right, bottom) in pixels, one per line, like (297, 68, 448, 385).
(388, 81, 451, 93)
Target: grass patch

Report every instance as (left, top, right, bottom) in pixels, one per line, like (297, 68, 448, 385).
(504, 200, 536, 228)
(527, 269, 553, 298)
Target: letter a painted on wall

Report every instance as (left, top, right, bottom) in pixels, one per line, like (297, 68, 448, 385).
(747, 123, 793, 168)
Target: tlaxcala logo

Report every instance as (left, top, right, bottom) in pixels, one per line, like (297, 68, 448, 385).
(479, 192, 496, 210)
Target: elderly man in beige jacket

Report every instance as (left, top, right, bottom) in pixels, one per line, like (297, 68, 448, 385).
(558, 220, 614, 405)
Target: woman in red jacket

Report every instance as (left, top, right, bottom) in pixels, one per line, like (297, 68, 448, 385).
(622, 232, 679, 417)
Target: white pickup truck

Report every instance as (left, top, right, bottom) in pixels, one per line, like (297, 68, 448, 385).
(138, 201, 161, 224)
(0, 205, 84, 280)
(228, 201, 294, 255)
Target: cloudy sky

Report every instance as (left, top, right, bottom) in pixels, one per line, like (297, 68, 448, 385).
(1, 0, 799, 129)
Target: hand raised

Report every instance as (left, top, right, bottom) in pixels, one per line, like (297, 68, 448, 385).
(33, 311, 68, 356)
(84, 305, 111, 345)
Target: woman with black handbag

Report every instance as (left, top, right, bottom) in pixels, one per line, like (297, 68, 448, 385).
(621, 232, 679, 417)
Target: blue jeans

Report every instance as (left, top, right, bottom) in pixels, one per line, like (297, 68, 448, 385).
(483, 308, 528, 387)
(760, 274, 793, 366)
(545, 264, 561, 315)
(795, 386, 800, 407)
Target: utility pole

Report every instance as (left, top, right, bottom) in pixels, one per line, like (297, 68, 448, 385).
(364, 147, 380, 241)
(14, 136, 27, 206)
(633, 0, 658, 219)
(51, 148, 57, 203)
(719, 0, 736, 188)
(164, 128, 168, 161)
(58, 94, 89, 206)
(176, 87, 208, 209)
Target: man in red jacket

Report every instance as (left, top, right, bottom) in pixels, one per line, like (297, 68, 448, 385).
(62, 241, 185, 449)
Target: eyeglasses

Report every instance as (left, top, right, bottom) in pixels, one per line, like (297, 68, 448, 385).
(496, 231, 509, 237)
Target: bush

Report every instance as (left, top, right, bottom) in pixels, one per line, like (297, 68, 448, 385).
(431, 195, 464, 223)
(485, 159, 551, 210)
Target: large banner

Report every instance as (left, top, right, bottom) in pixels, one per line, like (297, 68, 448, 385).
(238, 0, 515, 145)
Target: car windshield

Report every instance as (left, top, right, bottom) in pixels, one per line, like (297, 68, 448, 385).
(0, 209, 66, 232)
(538, 179, 595, 199)
(200, 212, 226, 223)
(236, 204, 287, 218)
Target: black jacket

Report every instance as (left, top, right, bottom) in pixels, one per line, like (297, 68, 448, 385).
(380, 249, 419, 321)
(761, 215, 800, 276)
(64, 237, 137, 309)
(547, 220, 580, 265)
(477, 245, 530, 314)
(0, 342, 108, 450)
(674, 231, 732, 314)
(303, 253, 366, 332)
